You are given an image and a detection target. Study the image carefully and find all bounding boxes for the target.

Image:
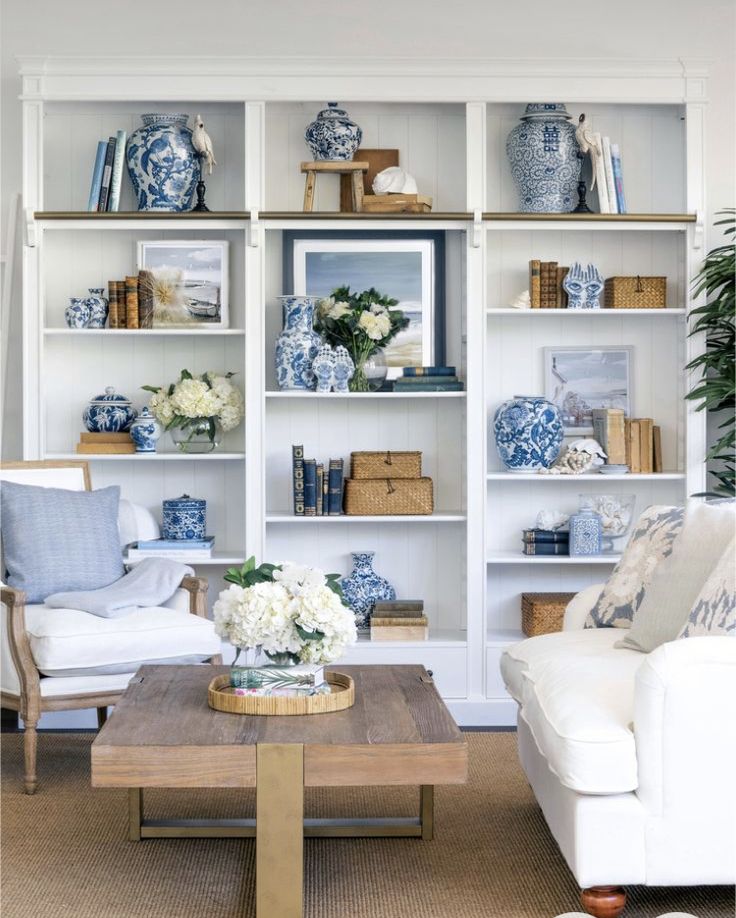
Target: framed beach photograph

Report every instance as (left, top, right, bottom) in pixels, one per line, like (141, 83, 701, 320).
(137, 239, 229, 329)
(284, 231, 445, 378)
(544, 346, 633, 434)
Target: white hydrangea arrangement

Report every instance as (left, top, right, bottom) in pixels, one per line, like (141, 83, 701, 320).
(143, 369, 244, 449)
(214, 558, 358, 665)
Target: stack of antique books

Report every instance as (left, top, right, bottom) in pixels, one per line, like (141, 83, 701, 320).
(292, 446, 344, 516)
(392, 366, 465, 392)
(522, 528, 569, 556)
(370, 600, 428, 640)
(593, 408, 663, 472)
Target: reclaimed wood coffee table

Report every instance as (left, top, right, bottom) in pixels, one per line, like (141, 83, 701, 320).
(92, 663, 467, 918)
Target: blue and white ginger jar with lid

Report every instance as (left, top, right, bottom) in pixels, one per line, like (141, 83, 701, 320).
(493, 395, 564, 472)
(275, 296, 323, 390)
(305, 103, 362, 161)
(82, 387, 137, 433)
(340, 551, 396, 632)
(506, 103, 581, 213)
(126, 113, 200, 211)
(162, 494, 207, 541)
(129, 406, 163, 453)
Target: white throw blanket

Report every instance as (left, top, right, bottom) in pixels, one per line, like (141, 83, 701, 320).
(45, 558, 194, 618)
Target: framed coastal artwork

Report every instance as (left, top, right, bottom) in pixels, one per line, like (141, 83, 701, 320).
(137, 239, 229, 329)
(544, 345, 633, 434)
(284, 231, 445, 378)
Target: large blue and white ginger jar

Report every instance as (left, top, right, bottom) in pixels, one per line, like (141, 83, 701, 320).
(275, 296, 323, 390)
(493, 395, 564, 472)
(305, 103, 362, 161)
(126, 114, 200, 212)
(129, 406, 162, 453)
(506, 103, 581, 213)
(162, 494, 207, 540)
(83, 387, 137, 433)
(340, 551, 396, 632)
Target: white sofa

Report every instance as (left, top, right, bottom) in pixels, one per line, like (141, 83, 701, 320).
(501, 583, 736, 918)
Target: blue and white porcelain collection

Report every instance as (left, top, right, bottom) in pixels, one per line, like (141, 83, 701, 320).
(161, 494, 207, 541)
(340, 551, 396, 632)
(126, 113, 200, 211)
(82, 387, 137, 433)
(305, 103, 362, 161)
(493, 395, 564, 472)
(274, 296, 323, 390)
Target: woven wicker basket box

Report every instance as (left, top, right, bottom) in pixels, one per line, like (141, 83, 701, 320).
(344, 477, 433, 515)
(604, 276, 666, 309)
(350, 451, 422, 480)
(521, 592, 576, 637)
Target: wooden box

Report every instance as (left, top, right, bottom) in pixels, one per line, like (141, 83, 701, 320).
(371, 624, 429, 641)
(343, 477, 434, 516)
(521, 592, 577, 637)
(350, 450, 422, 480)
(604, 276, 667, 309)
(361, 193, 433, 214)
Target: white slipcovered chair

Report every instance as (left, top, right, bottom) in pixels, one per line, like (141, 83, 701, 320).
(1, 461, 222, 794)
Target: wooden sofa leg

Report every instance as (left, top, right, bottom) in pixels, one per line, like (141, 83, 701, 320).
(23, 720, 38, 795)
(581, 886, 626, 918)
(96, 707, 108, 728)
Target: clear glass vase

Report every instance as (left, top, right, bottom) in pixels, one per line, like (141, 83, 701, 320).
(170, 418, 222, 453)
(349, 349, 388, 392)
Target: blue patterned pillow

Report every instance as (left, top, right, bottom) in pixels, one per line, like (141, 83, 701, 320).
(677, 538, 736, 638)
(1, 481, 124, 603)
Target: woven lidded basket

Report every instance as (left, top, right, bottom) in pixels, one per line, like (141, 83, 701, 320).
(350, 451, 422, 480)
(344, 477, 434, 515)
(604, 276, 666, 309)
(521, 592, 576, 637)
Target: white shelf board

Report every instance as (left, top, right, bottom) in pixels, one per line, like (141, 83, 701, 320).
(126, 552, 245, 567)
(486, 552, 621, 565)
(45, 452, 245, 461)
(36, 217, 247, 231)
(486, 471, 685, 481)
(357, 629, 467, 647)
(266, 512, 466, 523)
(44, 328, 245, 337)
(265, 391, 466, 399)
(486, 308, 687, 316)
(486, 628, 525, 645)
(484, 219, 692, 232)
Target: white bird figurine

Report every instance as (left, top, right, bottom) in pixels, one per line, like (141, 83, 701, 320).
(191, 114, 217, 175)
(575, 113, 599, 190)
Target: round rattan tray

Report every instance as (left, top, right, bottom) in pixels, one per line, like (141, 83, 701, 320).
(207, 671, 354, 716)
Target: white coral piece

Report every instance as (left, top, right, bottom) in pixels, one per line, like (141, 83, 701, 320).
(536, 510, 569, 531)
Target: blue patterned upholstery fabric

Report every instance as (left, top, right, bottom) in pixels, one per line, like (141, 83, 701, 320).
(1, 481, 124, 603)
(678, 538, 736, 638)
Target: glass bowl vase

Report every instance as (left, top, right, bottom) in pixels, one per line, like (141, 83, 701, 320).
(578, 494, 636, 553)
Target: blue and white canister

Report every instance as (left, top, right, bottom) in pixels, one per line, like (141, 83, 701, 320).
(126, 113, 200, 212)
(82, 387, 137, 433)
(493, 395, 564, 472)
(569, 508, 602, 557)
(129, 406, 163, 453)
(305, 103, 362, 161)
(162, 494, 207, 541)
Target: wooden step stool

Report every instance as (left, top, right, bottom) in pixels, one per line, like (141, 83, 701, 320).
(301, 161, 369, 212)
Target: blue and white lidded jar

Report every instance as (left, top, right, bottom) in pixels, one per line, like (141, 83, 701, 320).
(162, 494, 207, 541)
(129, 407, 163, 453)
(569, 508, 602, 557)
(126, 113, 200, 212)
(340, 551, 396, 632)
(493, 395, 564, 472)
(82, 387, 137, 433)
(305, 103, 362, 161)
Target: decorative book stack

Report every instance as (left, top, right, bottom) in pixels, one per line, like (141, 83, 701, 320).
(370, 600, 428, 641)
(292, 445, 343, 516)
(228, 664, 328, 697)
(529, 261, 570, 308)
(105, 270, 154, 329)
(624, 418, 663, 474)
(392, 366, 465, 392)
(126, 535, 215, 562)
(522, 528, 569, 556)
(87, 130, 127, 213)
(76, 431, 135, 455)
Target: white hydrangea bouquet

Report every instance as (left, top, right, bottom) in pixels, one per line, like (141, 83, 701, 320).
(316, 285, 409, 392)
(143, 369, 244, 453)
(214, 557, 357, 665)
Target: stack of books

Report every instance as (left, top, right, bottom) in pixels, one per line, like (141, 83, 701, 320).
(229, 664, 327, 697)
(126, 536, 215, 562)
(370, 600, 428, 641)
(522, 528, 570, 556)
(87, 131, 127, 213)
(292, 446, 343, 516)
(76, 431, 135, 455)
(591, 134, 626, 214)
(593, 408, 662, 473)
(105, 271, 154, 329)
(529, 261, 570, 308)
(393, 367, 464, 392)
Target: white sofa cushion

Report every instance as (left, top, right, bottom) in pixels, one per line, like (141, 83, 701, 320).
(24, 604, 221, 677)
(501, 629, 645, 794)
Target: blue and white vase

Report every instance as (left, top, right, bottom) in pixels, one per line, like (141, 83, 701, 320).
(569, 508, 602, 557)
(162, 494, 207, 540)
(84, 288, 109, 328)
(340, 551, 396, 632)
(493, 395, 564, 472)
(82, 387, 137, 433)
(305, 103, 362, 161)
(275, 296, 323, 390)
(506, 103, 581, 213)
(126, 114, 200, 212)
(65, 298, 92, 328)
(129, 406, 162, 453)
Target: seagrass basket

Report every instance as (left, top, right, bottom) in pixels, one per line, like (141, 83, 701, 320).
(521, 592, 576, 637)
(604, 276, 666, 309)
(343, 477, 434, 515)
(350, 450, 422, 480)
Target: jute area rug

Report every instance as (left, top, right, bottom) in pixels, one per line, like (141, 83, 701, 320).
(1, 732, 732, 918)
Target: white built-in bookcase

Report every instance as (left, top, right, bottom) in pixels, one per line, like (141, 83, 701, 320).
(19, 57, 708, 724)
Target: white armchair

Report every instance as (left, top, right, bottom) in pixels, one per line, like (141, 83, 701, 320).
(1, 461, 222, 794)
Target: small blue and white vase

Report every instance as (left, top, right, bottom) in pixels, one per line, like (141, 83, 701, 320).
(275, 296, 323, 390)
(65, 298, 92, 328)
(84, 288, 109, 328)
(340, 551, 396, 632)
(506, 103, 581, 213)
(493, 395, 564, 472)
(162, 494, 207, 540)
(82, 387, 137, 433)
(129, 406, 162, 453)
(569, 508, 602, 557)
(126, 113, 200, 212)
(305, 103, 362, 161)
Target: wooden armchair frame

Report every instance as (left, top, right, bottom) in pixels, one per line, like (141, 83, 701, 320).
(0, 461, 222, 794)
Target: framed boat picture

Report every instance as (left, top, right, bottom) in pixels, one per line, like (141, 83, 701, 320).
(137, 239, 229, 329)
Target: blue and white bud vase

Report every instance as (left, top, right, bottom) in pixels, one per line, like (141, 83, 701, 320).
(126, 114, 200, 212)
(340, 551, 396, 632)
(129, 406, 162, 453)
(493, 395, 564, 472)
(569, 508, 602, 557)
(275, 296, 323, 390)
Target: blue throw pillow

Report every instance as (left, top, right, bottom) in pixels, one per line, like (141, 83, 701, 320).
(1, 481, 124, 603)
